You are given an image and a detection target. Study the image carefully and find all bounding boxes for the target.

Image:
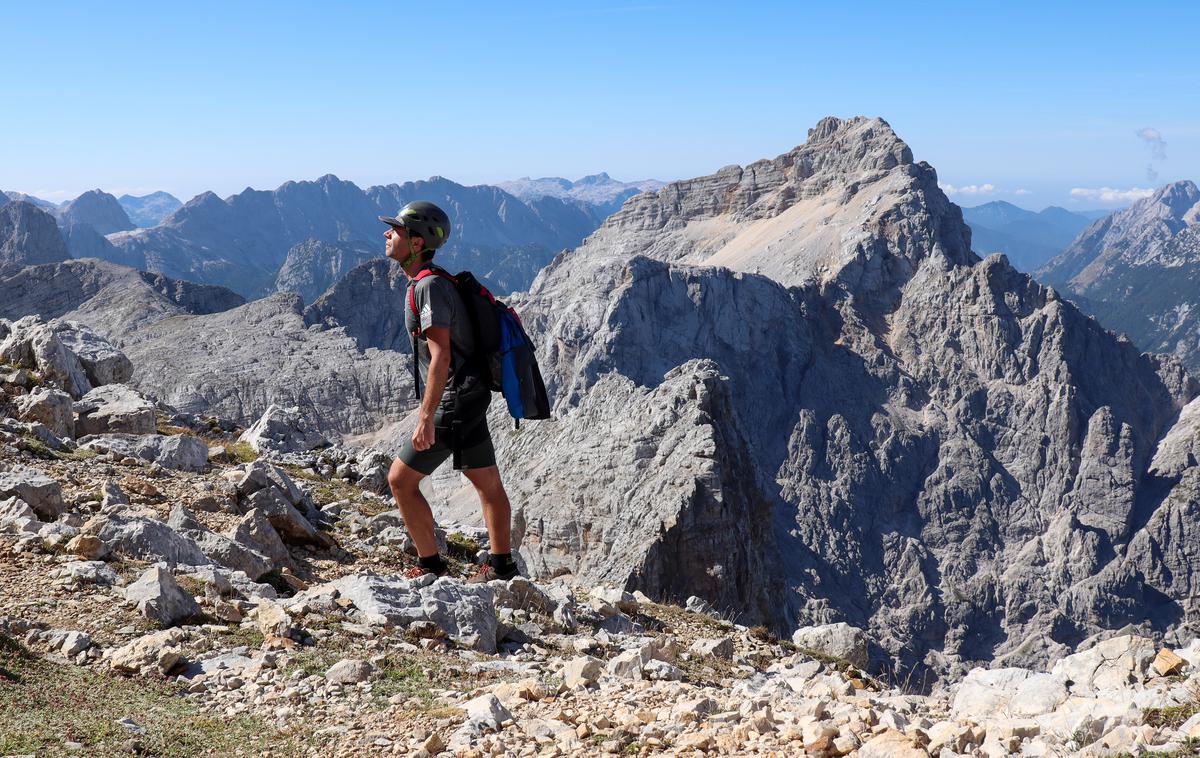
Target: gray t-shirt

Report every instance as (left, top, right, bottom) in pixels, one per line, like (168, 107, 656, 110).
(406, 268, 478, 391)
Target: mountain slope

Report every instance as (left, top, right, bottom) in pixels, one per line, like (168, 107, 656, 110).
(0, 258, 245, 336)
(1037, 181, 1200, 370)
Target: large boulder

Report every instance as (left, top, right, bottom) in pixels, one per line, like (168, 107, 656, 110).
(167, 505, 275, 580)
(90, 512, 212, 567)
(791, 623, 870, 670)
(0, 466, 66, 519)
(50, 321, 133, 387)
(0, 316, 90, 398)
(79, 432, 209, 471)
(73, 384, 156, 436)
(1050, 635, 1158, 694)
(225, 508, 291, 567)
(238, 404, 328, 456)
(124, 564, 201, 627)
(302, 573, 499, 653)
(15, 386, 74, 439)
(107, 629, 186, 676)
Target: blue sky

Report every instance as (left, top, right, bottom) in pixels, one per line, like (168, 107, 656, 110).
(2, 1, 1197, 210)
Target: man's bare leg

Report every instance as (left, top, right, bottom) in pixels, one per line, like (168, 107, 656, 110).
(462, 465, 512, 554)
(388, 459, 440, 557)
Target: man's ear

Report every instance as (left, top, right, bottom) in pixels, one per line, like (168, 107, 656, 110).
(410, 236, 425, 254)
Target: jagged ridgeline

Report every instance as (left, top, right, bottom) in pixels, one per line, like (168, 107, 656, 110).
(415, 116, 1199, 680)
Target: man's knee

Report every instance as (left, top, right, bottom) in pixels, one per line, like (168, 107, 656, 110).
(388, 459, 424, 495)
(465, 465, 507, 499)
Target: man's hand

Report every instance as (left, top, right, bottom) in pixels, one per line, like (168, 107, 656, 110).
(412, 414, 435, 451)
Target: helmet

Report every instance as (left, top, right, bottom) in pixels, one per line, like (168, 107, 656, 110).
(378, 201, 451, 252)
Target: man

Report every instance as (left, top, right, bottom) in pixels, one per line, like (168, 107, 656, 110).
(381, 201, 519, 582)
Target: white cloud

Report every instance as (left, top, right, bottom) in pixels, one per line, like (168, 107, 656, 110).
(1014, 188, 1032, 196)
(1069, 186, 1156, 204)
(940, 183, 996, 196)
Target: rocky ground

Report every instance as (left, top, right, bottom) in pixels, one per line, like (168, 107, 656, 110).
(3, 315, 1200, 757)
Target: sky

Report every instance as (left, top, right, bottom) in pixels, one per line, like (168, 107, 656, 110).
(2, 1, 1198, 211)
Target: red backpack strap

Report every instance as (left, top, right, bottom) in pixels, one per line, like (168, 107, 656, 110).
(407, 268, 458, 336)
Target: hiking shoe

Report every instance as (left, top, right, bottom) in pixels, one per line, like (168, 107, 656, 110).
(405, 565, 447, 579)
(466, 563, 519, 584)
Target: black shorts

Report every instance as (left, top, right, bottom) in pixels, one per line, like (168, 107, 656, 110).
(398, 384, 495, 475)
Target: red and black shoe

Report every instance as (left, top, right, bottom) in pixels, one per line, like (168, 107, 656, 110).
(405, 564, 447, 579)
(466, 563, 519, 584)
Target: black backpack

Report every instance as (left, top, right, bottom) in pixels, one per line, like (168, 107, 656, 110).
(408, 268, 551, 427)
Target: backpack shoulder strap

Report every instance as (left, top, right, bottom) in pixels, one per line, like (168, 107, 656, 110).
(407, 267, 458, 336)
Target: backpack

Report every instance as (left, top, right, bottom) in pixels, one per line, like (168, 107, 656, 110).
(408, 267, 551, 428)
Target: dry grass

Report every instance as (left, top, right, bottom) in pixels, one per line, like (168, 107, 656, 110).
(0, 632, 301, 757)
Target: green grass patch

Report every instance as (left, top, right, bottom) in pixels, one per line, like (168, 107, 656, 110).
(446, 532, 482, 561)
(225, 441, 259, 464)
(373, 654, 444, 709)
(0, 632, 302, 757)
(18, 433, 99, 462)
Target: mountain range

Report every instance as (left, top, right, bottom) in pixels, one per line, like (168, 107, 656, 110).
(1038, 180, 1200, 372)
(961, 201, 1100, 272)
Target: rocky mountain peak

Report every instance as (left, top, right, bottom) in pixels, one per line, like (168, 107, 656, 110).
(547, 115, 968, 296)
(0, 201, 71, 270)
(59, 190, 135, 236)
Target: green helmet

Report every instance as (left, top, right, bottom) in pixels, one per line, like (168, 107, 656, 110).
(378, 201, 451, 252)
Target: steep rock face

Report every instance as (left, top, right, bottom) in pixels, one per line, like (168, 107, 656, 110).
(59, 190, 136, 236)
(118, 191, 183, 228)
(105, 174, 603, 299)
(303, 258, 409, 353)
(0, 259, 245, 338)
(0, 202, 71, 270)
(121, 294, 412, 434)
(273, 239, 377, 304)
(428, 117, 1200, 678)
(1037, 181, 1200, 371)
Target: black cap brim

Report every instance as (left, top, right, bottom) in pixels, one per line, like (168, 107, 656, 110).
(379, 215, 406, 228)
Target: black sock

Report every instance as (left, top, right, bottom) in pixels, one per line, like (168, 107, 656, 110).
(418, 554, 447, 574)
(488, 552, 516, 572)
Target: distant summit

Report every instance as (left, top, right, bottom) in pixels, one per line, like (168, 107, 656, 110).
(497, 173, 665, 217)
(60, 190, 136, 236)
(961, 201, 1099, 271)
(118, 191, 183, 227)
(1038, 180, 1200, 370)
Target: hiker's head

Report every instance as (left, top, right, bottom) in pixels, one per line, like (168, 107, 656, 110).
(380, 201, 451, 270)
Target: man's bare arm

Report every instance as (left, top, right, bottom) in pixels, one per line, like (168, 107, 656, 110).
(420, 326, 452, 419)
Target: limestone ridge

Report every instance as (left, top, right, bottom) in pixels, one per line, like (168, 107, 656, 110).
(462, 116, 1200, 677)
(0, 201, 71, 271)
(0, 259, 245, 339)
(1037, 180, 1200, 371)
